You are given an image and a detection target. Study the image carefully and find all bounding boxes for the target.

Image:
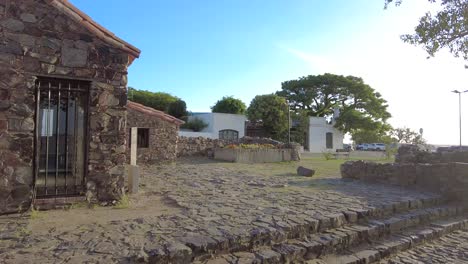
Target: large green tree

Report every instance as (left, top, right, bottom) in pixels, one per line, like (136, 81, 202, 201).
(386, 0, 468, 63)
(211, 96, 247, 114)
(277, 73, 392, 138)
(128, 87, 179, 112)
(247, 94, 289, 141)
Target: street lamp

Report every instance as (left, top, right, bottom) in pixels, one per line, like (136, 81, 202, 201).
(452, 90, 468, 151)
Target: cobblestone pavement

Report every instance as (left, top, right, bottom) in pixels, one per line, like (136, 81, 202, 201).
(0, 158, 441, 263)
(381, 230, 468, 264)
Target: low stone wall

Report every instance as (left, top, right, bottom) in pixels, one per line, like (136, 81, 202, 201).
(176, 136, 287, 157)
(177, 137, 228, 157)
(396, 145, 468, 164)
(214, 148, 293, 163)
(341, 161, 468, 202)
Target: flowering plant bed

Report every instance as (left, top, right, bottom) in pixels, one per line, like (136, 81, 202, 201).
(214, 147, 292, 163)
(224, 143, 277, 150)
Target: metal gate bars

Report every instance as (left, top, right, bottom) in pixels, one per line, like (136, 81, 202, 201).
(34, 77, 90, 197)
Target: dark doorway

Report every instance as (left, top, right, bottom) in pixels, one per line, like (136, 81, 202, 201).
(326, 132, 333, 149)
(34, 78, 90, 197)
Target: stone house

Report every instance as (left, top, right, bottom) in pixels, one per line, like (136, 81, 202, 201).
(0, 0, 140, 214)
(127, 101, 184, 164)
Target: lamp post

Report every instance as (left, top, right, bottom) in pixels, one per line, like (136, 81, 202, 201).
(452, 90, 468, 151)
(286, 100, 291, 144)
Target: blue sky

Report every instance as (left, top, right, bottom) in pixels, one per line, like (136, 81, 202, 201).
(70, 0, 468, 145)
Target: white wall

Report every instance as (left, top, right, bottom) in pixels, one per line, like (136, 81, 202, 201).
(308, 117, 344, 153)
(188, 113, 247, 139)
(178, 131, 215, 138)
(212, 113, 247, 139)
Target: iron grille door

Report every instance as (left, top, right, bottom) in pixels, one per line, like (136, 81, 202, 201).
(34, 78, 90, 197)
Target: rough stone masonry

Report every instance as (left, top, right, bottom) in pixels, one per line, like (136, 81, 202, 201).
(0, 0, 140, 214)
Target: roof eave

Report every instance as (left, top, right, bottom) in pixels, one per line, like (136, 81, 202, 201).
(48, 0, 141, 62)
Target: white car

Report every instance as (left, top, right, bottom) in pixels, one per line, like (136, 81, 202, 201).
(357, 143, 370, 150)
(372, 143, 386, 151)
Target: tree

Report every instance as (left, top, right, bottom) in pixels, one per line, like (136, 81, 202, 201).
(352, 128, 394, 145)
(168, 100, 188, 119)
(181, 117, 208, 132)
(247, 94, 289, 141)
(277, 73, 392, 138)
(385, 0, 468, 64)
(211, 96, 247, 114)
(391, 127, 427, 145)
(128, 87, 179, 112)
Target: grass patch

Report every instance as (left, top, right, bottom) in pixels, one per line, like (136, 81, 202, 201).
(114, 194, 130, 209)
(29, 207, 42, 220)
(213, 154, 394, 179)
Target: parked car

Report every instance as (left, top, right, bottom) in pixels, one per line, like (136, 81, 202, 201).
(373, 143, 386, 151)
(356, 143, 369, 151)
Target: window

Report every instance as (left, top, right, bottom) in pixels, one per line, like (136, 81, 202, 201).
(326, 132, 333, 149)
(219, 129, 239, 140)
(137, 128, 150, 148)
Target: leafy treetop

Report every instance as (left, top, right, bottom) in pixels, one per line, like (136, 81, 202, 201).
(211, 96, 247, 114)
(247, 94, 289, 141)
(128, 87, 179, 112)
(277, 73, 392, 135)
(386, 0, 468, 63)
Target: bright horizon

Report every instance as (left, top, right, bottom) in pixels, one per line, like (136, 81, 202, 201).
(70, 0, 468, 146)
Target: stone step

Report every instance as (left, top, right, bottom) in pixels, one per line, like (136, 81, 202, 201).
(320, 216, 468, 264)
(195, 205, 465, 264)
(144, 196, 449, 263)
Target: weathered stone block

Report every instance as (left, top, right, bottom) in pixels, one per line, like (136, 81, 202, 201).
(1, 18, 25, 32)
(61, 46, 88, 67)
(297, 166, 315, 177)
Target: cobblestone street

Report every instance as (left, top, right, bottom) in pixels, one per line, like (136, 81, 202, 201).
(0, 158, 452, 263)
(381, 230, 468, 264)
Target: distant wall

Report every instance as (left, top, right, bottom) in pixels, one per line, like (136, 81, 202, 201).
(341, 161, 468, 203)
(396, 145, 468, 164)
(178, 131, 215, 139)
(214, 148, 293, 163)
(177, 137, 227, 157)
(176, 136, 287, 157)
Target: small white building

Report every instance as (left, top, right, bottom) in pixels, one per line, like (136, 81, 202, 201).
(308, 117, 344, 153)
(179, 113, 247, 140)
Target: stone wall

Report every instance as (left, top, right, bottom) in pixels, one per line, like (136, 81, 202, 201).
(0, 0, 134, 214)
(214, 148, 293, 163)
(176, 136, 287, 157)
(341, 161, 468, 203)
(396, 145, 468, 164)
(127, 108, 179, 164)
(177, 137, 228, 157)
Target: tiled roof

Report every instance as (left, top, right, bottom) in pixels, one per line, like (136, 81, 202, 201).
(48, 0, 141, 62)
(127, 101, 185, 126)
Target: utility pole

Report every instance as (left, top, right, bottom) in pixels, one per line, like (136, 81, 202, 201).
(452, 90, 468, 151)
(287, 100, 291, 144)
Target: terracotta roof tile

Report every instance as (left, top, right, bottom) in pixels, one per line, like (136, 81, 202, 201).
(48, 0, 141, 62)
(127, 101, 185, 126)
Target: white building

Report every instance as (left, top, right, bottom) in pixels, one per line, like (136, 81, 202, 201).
(179, 112, 247, 140)
(308, 116, 344, 153)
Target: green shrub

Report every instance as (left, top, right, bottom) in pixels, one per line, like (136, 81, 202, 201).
(321, 151, 334, 160)
(181, 117, 208, 132)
